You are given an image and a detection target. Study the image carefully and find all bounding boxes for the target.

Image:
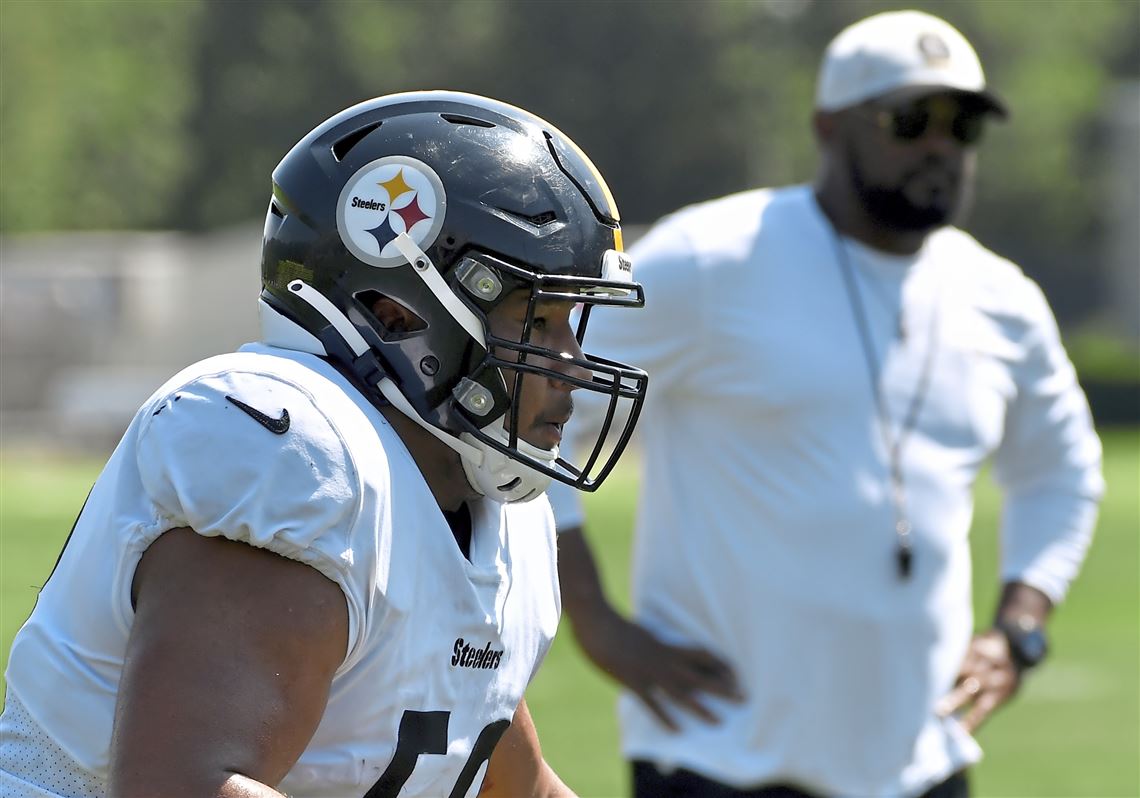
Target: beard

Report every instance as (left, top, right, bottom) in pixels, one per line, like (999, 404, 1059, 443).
(848, 147, 965, 234)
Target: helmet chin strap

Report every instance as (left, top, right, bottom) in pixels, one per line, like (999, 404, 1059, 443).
(390, 233, 486, 348)
(283, 257, 554, 504)
(460, 423, 557, 504)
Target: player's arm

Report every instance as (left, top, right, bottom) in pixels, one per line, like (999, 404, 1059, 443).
(478, 698, 573, 798)
(108, 527, 348, 798)
(556, 526, 742, 731)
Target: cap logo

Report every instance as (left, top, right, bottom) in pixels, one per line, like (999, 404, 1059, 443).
(337, 156, 447, 268)
(918, 32, 951, 65)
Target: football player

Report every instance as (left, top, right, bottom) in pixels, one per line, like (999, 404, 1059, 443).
(0, 92, 648, 798)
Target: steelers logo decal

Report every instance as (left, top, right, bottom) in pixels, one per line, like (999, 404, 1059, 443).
(337, 156, 447, 268)
(917, 32, 951, 65)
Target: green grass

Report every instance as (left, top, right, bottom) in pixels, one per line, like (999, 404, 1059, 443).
(2, 430, 1137, 797)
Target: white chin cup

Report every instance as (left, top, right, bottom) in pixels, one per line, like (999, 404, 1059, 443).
(459, 421, 557, 504)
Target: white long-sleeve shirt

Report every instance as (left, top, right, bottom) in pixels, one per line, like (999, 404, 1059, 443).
(548, 185, 1103, 797)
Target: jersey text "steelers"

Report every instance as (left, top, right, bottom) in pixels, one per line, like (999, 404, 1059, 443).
(451, 638, 504, 670)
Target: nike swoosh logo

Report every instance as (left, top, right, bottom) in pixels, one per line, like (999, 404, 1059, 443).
(225, 395, 290, 434)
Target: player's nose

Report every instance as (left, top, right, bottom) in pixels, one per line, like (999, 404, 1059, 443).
(548, 330, 592, 389)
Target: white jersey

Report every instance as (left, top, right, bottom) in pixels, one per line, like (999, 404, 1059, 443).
(2, 343, 561, 798)
(548, 185, 1103, 796)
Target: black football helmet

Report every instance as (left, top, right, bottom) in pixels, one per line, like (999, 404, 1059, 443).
(259, 91, 648, 503)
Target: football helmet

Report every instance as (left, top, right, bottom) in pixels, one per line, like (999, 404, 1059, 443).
(259, 91, 648, 503)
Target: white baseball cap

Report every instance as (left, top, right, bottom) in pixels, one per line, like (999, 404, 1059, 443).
(815, 10, 1007, 116)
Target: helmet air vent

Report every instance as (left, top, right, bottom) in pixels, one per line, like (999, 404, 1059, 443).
(518, 210, 557, 226)
(491, 207, 560, 232)
(543, 131, 619, 225)
(440, 113, 496, 128)
(269, 199, 286, 219)
(332, 121, 383, 162)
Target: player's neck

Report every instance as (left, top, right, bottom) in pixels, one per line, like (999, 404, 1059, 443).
(381, 406, 477, 512)
(442, 502, 473, 561)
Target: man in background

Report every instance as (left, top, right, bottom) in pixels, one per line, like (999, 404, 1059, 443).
(550, 10, 1103, 797)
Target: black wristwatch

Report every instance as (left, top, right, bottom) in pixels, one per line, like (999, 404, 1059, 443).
(996, 615, 1049, 672)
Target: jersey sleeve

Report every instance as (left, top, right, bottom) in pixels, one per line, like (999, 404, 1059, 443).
(991, 277, 1105, 603)
(134, 368, 365, 656)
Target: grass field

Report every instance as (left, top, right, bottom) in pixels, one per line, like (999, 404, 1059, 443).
(2, 428, 1137, 797)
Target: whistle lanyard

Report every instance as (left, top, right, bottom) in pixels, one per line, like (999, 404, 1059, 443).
(828, 230, 941, 580)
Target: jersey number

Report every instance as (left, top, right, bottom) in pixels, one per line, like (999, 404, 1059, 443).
(362, 709, 510, 798)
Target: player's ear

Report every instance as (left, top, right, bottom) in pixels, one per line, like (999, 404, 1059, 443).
(364, 292, 426, 337)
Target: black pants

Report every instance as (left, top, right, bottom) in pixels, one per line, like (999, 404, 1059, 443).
(632, 760, 969, 798)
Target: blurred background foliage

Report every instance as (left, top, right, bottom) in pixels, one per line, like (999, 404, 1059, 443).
(1, 0, 1137, 335)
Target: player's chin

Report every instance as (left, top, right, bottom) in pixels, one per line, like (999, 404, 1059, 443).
(524, 423, 563, 450)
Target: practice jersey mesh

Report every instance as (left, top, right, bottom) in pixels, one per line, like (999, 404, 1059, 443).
(1, 690, 105, 798)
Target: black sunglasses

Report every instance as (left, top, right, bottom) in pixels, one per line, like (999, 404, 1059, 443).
(859, 99, 987, 146)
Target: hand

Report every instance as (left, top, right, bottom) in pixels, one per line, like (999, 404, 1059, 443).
(573, 608, 744, 731)
(936, 629, 1021, 734)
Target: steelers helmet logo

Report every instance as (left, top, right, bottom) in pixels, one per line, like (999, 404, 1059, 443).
(337, 156, 447, 268)
(918, 32, 951, 65)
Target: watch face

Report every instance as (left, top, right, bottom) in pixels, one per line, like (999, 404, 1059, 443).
(1020, 629, 1048, 664)
(1002, 619, 1049, 669)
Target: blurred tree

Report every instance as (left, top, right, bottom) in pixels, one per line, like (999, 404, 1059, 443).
(1, 0, 1136, 324)
(0, 0, 201, 231)
(170, 0, 367, 229)
(938, 0, 1133, 320)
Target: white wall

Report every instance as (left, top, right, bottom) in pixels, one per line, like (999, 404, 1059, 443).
(0, 224, 262, 453)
